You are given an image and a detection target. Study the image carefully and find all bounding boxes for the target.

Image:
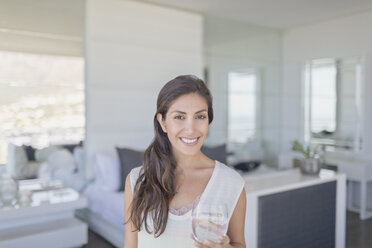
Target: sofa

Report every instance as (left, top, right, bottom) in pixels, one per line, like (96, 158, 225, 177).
(6, 142, 87, 191)
(79, 144, 228, 247)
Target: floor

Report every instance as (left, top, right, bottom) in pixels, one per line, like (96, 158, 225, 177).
(83, 211, 372, 248)
(346, 211, 372, 248)
(83, 230, 115, 248)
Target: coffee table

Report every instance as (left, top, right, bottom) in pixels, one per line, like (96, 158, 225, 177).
(0, 179, 88, 248)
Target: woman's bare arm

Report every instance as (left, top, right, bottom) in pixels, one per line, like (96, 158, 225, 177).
(124, 174, 138, 248)
(226, 188, 247, 248)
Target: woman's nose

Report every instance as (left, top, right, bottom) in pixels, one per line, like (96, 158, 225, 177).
(184, 118, 195, 133)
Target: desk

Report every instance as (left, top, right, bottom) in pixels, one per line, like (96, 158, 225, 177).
(242, 168, 346, 248)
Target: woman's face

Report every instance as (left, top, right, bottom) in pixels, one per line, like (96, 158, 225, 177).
(157, 93, 209, 158)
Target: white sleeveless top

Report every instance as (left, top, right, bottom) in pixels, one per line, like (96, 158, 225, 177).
(129, 160, 245, 248)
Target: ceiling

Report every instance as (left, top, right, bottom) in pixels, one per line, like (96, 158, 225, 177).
(138, 0, 372, 29)
(2, 0, 372, 32)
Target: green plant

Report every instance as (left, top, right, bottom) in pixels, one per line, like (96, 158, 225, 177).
(292, 140, 319, 159)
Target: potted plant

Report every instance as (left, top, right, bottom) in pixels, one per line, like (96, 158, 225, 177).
(292, 140, 322, 175)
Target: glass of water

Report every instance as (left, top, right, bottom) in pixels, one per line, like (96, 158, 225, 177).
(192, 203, 228, 243)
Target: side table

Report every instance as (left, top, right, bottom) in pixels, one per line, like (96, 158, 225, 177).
(0, 185, 88, 248)
(330, 159, 372, 220)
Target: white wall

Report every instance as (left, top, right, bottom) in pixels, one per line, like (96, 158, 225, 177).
(282, 10, 372, 206)
(204, 16, 282, 166)
(282, 10, 372, 160)
(84, 0, 203, 176)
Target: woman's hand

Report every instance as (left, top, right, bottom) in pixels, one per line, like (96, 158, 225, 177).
(191, 234, 231, 248)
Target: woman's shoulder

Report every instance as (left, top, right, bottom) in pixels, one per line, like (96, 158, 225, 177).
(215, 160, 245, 184)
(129, 165, 143, 190)
(130, 165, 142, 175)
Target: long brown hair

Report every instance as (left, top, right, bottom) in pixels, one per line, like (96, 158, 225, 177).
(129, 75, 213, 237)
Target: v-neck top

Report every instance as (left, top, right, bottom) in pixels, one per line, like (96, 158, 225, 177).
(129, 160, 245, 248)
(169, 194, 201, 216)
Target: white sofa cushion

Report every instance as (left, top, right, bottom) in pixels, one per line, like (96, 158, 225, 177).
(34, 145, 59, 162)
(7, 144, 42, 179)
(48, 149, 76, 173)
(93, 153, 120, 192)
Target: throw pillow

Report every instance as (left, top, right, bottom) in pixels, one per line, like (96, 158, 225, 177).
(47, 149, 76, 175)
(35, 146, 59, 162)
(62, 141, 83, 154)
(22, 145, 36, 161)
(73, 147, 85, 176)
(201, 144, 227, 164)
(93, 153, 120, 191)
(116, 147, 144, 192)
(7, 144, 33, 179)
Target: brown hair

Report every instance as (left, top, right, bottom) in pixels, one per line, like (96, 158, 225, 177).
(129, 75, 213, 237)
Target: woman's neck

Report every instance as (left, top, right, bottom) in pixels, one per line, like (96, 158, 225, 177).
(174, 151, 214, 172)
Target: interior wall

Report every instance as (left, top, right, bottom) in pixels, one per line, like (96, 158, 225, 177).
(282, 9, 372, 160)
(84, 0, 203, 177)
(282, 10, 372, 206)
(204, 16, 282, 167)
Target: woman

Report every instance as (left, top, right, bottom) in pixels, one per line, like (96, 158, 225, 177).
(124, 75, 246, 248)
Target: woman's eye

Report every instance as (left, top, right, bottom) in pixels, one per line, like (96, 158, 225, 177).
(197, 115, 206, 119)
(174, 115, 184, 120)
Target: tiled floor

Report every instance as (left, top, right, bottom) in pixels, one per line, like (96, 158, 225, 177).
(83, 211, 372, 248)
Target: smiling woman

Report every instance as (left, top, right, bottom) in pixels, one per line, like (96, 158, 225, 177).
(124, 75, 246, 248)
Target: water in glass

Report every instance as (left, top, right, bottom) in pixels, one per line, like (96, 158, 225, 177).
(192, 203, 228, 243)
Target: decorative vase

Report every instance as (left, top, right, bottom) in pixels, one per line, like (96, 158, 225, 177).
(0, 173, 18, 207)
(299, 158, 321, 175)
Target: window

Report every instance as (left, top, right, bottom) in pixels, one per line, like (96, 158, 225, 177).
(228, 71, 258, 144)
(309, 59, 337, 135)
(0, 51, 85, 164)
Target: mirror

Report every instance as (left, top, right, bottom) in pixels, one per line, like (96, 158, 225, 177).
(304, 57, 363, 151)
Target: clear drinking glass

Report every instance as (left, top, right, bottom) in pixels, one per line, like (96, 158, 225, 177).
(192, 203, 228, 243)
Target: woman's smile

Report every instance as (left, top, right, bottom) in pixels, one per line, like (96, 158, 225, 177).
(179, 136, 201, 145)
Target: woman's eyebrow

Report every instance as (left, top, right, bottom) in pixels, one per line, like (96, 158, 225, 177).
(195, 109, 207, 114)
(171, 109, 207, 114)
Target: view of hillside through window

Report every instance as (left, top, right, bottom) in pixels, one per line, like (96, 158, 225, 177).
(0, 51, 85, 164)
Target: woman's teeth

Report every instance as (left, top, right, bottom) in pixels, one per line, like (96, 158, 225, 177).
(181, 137, 198, 144)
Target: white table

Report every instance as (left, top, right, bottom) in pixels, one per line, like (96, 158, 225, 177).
(0, 181, 88, 248)
(327, 158, 372, 220)
(242, 168, 346, 248)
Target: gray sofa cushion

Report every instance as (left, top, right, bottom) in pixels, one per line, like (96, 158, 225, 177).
(23, 145, 36, 161)
(116, 147, 144, 191)
(201, 144, 227, 164)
